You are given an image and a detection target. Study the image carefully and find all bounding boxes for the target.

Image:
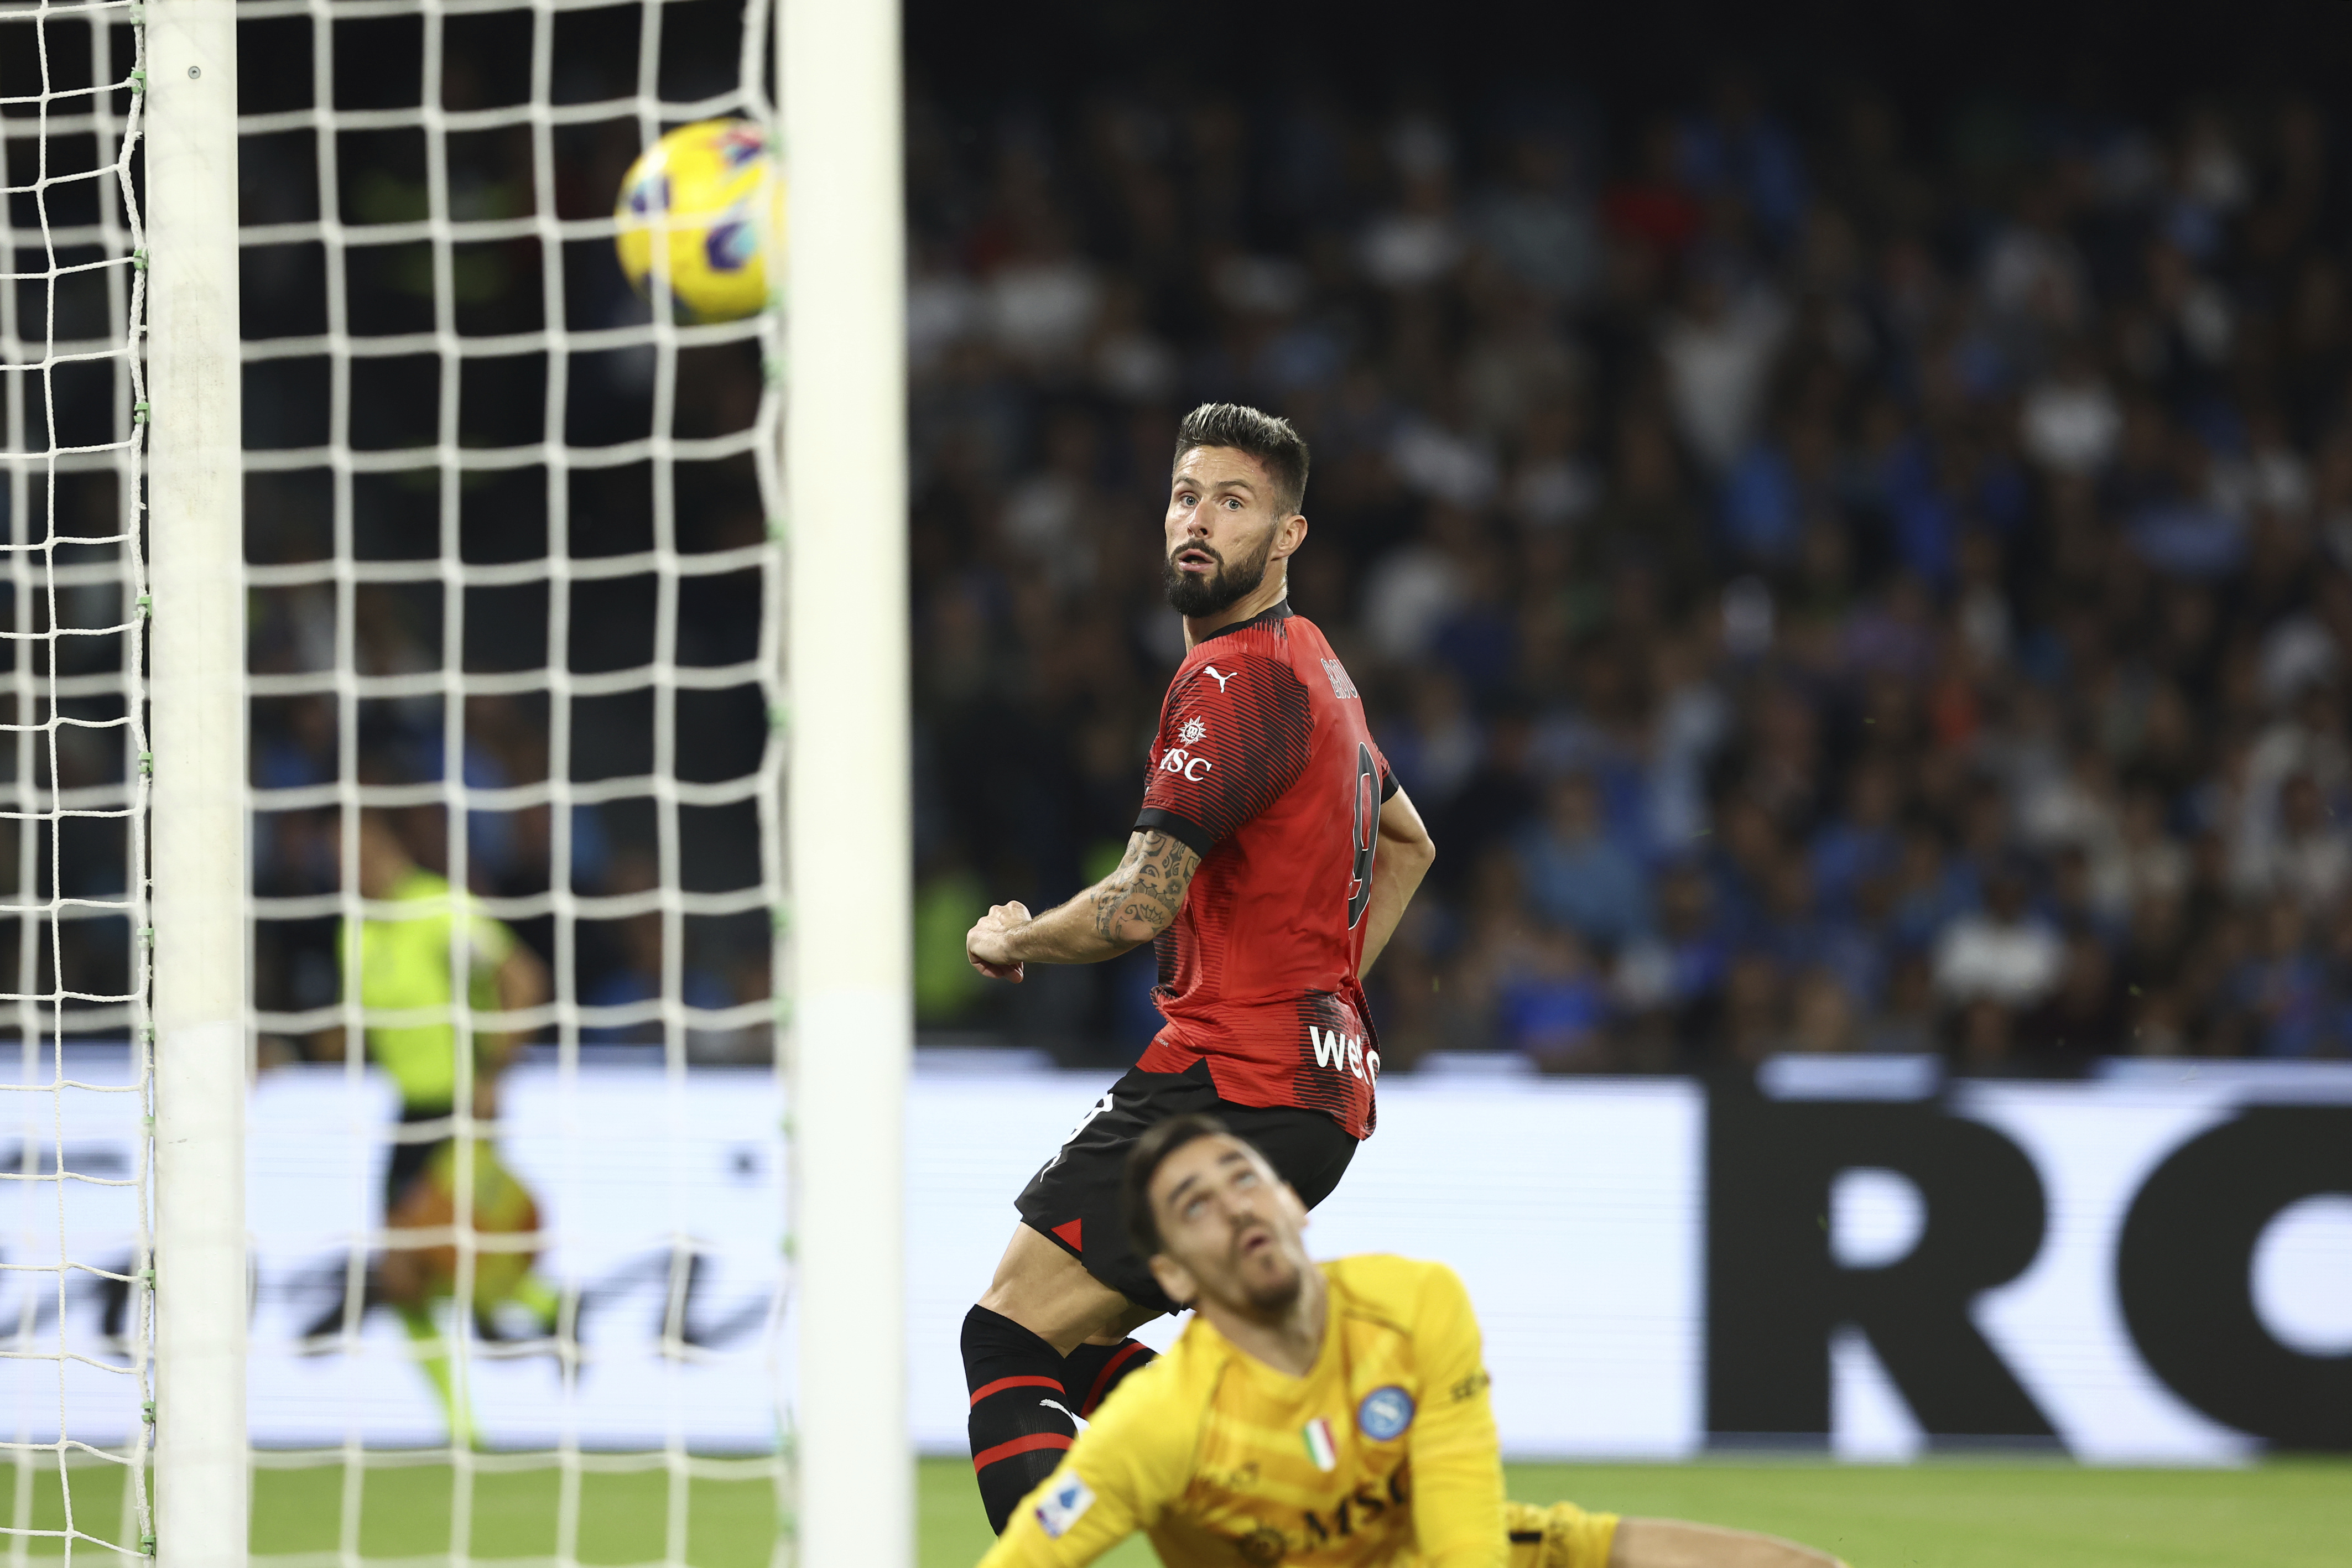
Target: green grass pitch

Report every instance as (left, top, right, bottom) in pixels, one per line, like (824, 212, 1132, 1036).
(14, 1454, 2349, 1566)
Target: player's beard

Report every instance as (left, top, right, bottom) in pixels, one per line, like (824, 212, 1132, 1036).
(1163, 529, 1274, 618)
(1240, 1257, 1305, 1314)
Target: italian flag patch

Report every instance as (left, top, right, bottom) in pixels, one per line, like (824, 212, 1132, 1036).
(1302, 1418, 1338, 1472)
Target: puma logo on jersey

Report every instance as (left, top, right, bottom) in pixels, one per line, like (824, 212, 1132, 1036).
(1309, 1025, 1379, 1081)
(1205, 665, 1236, 693)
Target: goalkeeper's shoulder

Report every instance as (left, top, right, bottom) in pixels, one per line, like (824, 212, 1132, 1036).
(1324, 1253, 1476, 1332)
(1085, 1321, 1219, 1436)
(1014, 1329, 1215, 1556)
(1328, 1254, 1489, 1393)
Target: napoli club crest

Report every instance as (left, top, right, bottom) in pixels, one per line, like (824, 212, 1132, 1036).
(1357, 1385, 1415, 1441)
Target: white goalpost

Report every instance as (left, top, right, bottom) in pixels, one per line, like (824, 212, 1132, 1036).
(7, 0, 913, 1565)
(144, 18, 251, 1568)
(779, 0, 912, 1562)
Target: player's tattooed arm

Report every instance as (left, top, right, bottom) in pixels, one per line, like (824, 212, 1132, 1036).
(966, 829, 1201, 980)
(1087, 829, 1201, 947)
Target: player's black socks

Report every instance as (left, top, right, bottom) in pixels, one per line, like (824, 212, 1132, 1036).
(961, 1305, 1076, 1534)
(1062, 1336, 1158, 1417)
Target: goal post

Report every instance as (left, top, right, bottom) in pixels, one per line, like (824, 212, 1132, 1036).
(780, 1, 915, 1565)
(10, 0, 908, 1561)
(144, 8, 251, 1568)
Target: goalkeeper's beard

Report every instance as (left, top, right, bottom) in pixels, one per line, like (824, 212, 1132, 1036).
(1227, 1222, 1307, 1315)
(1240, 1258, 1305, 1314)
(1164, 531, 1275, 618)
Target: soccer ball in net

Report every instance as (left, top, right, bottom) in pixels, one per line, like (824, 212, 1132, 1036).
(613, 117, 777, 324)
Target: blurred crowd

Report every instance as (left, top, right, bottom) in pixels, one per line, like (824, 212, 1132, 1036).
(907, 70, 2352, 1074)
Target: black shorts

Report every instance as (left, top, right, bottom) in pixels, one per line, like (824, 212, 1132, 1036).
(1015, 1059, 1359, 1316)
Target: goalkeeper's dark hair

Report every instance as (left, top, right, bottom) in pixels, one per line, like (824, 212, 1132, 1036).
(1173, 403, 1310, 514)
(1121, 1111, 1243, 1259)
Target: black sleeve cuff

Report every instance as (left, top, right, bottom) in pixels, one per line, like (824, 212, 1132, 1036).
(1380, 769, 1401, 802)
(1133, 807, 1214, 857)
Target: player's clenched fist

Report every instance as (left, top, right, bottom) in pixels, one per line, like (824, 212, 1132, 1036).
(966, 901, 1031, 982)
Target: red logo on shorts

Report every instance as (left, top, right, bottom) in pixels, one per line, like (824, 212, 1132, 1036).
(1052, 1218, 1084, 1253)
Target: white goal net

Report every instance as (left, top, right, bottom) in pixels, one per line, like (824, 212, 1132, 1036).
(1, 0, 156, 1562)
(11, 0, 795, 1564)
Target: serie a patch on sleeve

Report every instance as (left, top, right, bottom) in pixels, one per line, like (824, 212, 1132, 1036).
(1035, 1473, 1096, 1539)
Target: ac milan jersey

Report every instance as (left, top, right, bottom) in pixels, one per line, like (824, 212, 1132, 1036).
(1132, 602, 1394, 1139)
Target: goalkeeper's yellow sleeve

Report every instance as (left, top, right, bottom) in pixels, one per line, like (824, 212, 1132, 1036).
(1505, 1502, 1620, 1568)
(1406, 1264, 1509, 1568)
(977, 1356, 1197, 1568)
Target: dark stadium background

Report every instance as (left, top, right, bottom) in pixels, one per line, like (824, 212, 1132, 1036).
(896, 0, 2352, 1071)
(180, 0, 2352, 1072)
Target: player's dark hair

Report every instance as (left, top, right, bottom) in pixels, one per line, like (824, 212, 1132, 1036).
(1121, 1112, 1236, 1259)
(1173, 403, 1310, 514)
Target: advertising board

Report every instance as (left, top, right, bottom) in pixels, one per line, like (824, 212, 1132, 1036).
(9, 1054, 2347, 1457)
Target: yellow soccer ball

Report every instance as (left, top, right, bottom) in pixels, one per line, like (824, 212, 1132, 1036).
(613, 117, 777, 324)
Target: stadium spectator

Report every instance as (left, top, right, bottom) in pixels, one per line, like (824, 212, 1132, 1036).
(1518, 772, 1651, 946)
(223, 60, 2352, 1073)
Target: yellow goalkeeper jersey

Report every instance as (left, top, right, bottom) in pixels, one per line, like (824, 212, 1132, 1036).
(339, 867, 515, 1112)
(980, 1254, 1541, 1568)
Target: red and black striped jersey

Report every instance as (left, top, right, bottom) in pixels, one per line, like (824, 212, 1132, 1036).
(1132, 602, 1394, 1139)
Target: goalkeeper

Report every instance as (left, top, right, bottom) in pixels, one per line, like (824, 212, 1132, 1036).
(980, 1115, 1845, 1568)
(308, 806, 558, 1442)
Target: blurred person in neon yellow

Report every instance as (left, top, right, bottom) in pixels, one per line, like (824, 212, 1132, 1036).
(309, 805, 556, 1445)
(979, 1114, 1845, 1568)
